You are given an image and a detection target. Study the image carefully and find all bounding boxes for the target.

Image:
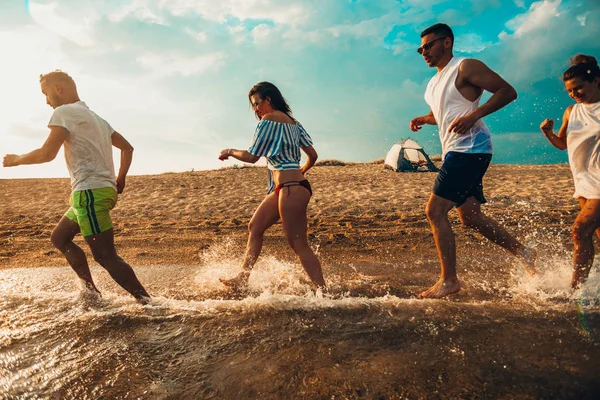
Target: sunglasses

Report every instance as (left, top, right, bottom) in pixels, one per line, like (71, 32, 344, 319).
(417, 37, 446, 55)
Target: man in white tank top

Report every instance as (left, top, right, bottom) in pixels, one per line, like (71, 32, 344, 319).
(409, 23, 536, 299)
(3, 71, 150, 304)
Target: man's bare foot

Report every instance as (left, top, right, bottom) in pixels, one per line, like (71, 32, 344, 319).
(311, 285, 328, 297)
(78, 287, 103, 308)
(519, 246, 537, 277)
(80, 279, 101, 294)
(220, 271, 250, 292)
(571, 275, 584, 291)
(418, 278, 460, 299)
(136, 295, 152, 306)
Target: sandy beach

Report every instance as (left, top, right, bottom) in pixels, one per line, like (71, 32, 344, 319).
(1, 162, 599, 398)
(0, 163, 578, 272)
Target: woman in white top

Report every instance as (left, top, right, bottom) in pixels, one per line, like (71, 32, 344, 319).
(541, 54, 600, 289)
(218, 82, 326, 291)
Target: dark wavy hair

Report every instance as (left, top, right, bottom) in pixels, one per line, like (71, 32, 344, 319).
(248, 82, 293, 120)
(563, 54, 600, 83)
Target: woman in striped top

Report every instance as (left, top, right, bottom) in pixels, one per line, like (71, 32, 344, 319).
(218, 82, 326, 292)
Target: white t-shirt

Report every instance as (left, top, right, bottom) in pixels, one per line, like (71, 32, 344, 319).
(48, 101, 117, 192)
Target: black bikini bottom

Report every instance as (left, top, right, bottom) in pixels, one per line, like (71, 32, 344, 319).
(275, 180, 312, 196)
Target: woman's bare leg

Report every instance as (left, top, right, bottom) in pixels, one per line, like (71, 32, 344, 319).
(220, 193, 280, 290)
(572, 198, 600, 289)
(279, 186, 326, 289)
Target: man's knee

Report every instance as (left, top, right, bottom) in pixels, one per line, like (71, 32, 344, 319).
(51, 229, 69, 250)
(92, 250, 118, 267)
(92, 252, 105, 265)
(426, 201, 450, 224)
(572, 220, 597, 241)
(287, 238, 297, 251)
(459, 213, 481, 229)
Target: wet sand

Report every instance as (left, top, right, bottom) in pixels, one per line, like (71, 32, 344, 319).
(1, 163, 599, 399)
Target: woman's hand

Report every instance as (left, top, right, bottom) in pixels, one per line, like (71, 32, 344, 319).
(540, 118, 554, 135)
(219, 149, 231, 161)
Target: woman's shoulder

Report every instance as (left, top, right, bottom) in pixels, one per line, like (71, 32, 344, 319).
(261, 111, 296, 125)
(564, 104, 576, 117)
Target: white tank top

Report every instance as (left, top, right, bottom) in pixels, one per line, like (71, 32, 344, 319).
(424, 56, 493, 158)
(566, 101, 600, 199)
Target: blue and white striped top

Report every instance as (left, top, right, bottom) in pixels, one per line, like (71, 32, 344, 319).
(248, 119, 313, 193)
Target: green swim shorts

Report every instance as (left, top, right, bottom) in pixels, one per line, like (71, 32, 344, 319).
(65, 187, 118, 237)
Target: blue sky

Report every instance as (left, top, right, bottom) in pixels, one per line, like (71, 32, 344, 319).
(1, 0, 599, 178)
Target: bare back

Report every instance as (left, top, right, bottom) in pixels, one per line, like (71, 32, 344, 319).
(262, 110, 295, 125)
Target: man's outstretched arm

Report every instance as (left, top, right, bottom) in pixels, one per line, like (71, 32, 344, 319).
(111, 131, 134, 193)
(3, 126, 68, 167)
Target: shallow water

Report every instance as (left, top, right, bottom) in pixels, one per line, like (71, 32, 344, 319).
(1, 242, 600, 399)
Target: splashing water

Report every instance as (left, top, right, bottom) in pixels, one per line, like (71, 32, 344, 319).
(1, 237, 600, 398)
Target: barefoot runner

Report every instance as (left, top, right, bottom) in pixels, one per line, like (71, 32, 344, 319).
(3, 70, 150, 304)
(410, 24, 536, 299)
(218, 82, 326, 292)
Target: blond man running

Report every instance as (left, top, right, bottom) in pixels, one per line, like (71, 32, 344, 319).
(3, 71, 150, 304)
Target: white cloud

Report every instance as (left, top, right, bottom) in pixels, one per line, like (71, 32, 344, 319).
(136, 52, 226, 77)
(436, 8, 471, 26)
(402, 0, 450, 6)
(28, 1, 96, 46)
(514, 0, 526, 7)
(109, 0, 165, 25)
(185, 28, 208, 42)
(455, 33, 492, 54)
(0, 26, 72, 128)
(328, 14, 397, 41)
(505, 0, 562, 37)
(577, 11, 590, 26)
(0, 21, 232, 179)
(390, 39, 413, 56)
(282, 12, 400, 49)
(489, 0, 598, 87)
(223, 24, 250, 44)
(157, 0, 309, 26)
(251, 24, 273, 44)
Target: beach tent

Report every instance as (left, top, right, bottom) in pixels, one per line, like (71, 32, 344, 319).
(384, 139, 438, 172)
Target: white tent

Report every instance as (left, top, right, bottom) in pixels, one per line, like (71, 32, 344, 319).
(384, 139, 438, 172)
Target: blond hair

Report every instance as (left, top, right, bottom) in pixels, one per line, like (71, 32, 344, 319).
(39, 70, 76, 88)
